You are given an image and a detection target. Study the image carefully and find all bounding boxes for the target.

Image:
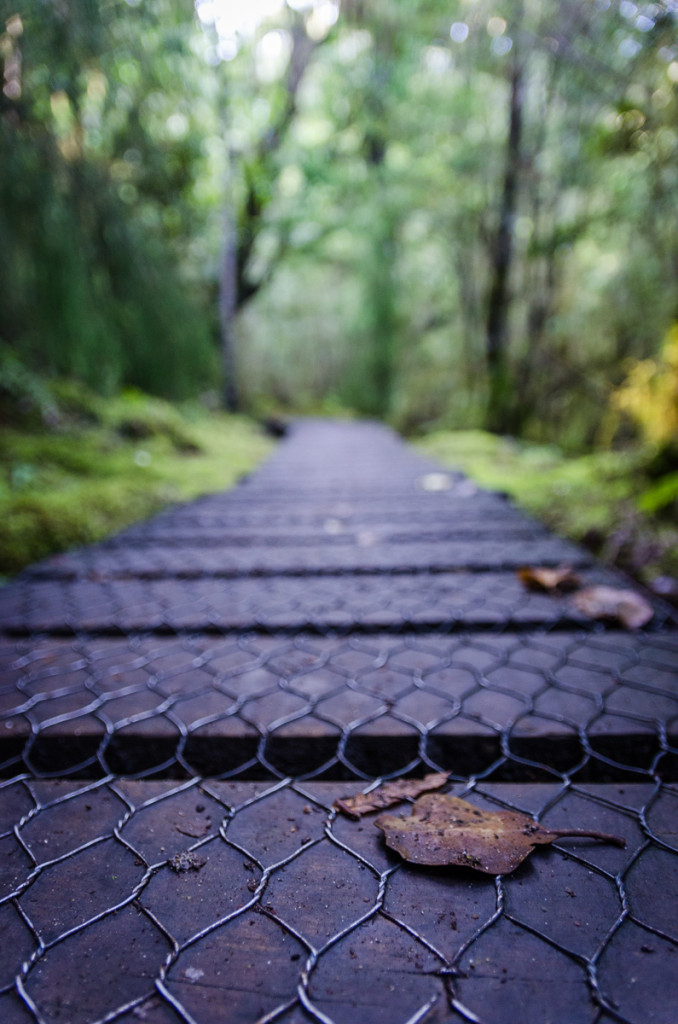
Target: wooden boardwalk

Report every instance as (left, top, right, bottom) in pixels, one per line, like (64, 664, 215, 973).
(1, 419, 677, 1024)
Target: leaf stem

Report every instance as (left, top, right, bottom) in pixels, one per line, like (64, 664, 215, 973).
(549, 828, 626, 848)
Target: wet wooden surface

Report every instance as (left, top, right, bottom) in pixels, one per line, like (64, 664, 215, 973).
(1, 420, 677, 1023)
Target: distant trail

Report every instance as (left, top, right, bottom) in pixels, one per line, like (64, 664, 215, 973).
(0, 419, 623, 634)
(1, 418, 677, 1024)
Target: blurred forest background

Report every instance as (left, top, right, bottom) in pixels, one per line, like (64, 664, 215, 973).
(1, 0, 677, 585)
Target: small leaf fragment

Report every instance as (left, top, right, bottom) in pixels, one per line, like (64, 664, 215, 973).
(375, 794, 625, 875)
(175, 819, 210, 838)
(334, 772, 450, 819)
(169, 850, 207, 873)
(573, 585, 654, 629)
(419, 473, 453, 492)
(518, 565, 581, 594)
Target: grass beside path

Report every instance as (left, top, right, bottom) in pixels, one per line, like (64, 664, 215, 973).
(416, 430, 678, 593)
(4, 391, 676, 600)
(0, 387, 274, 578)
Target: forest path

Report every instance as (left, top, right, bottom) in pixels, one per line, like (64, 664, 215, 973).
(1, 419, 677, 1024)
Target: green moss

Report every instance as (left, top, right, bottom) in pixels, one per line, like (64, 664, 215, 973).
(416, 430, 677, 584)
(100, 388, 205, 450)
(0, 345, 59, 427)
(0, 388, 274, 576)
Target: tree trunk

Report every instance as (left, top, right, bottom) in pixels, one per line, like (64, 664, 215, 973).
(365, 214, 397, 417)
(360, 20, 398, 418)
(219, 205, 239, 412)
(217, 19, 318, 411)
(485, 55, 524, 433)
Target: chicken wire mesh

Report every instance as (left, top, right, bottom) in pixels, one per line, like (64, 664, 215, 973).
(1, 420, 677, 1024)
(2, 766, 678, 1023)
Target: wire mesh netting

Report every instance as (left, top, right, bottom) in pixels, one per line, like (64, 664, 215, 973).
(1, 420, 677, 1024)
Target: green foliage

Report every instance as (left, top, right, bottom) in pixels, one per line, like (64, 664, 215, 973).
(0, 346, 58, 426)
(219, 0, 678, 445)
(3, 0, 678, 446)
(639, 472, 678, 516)
(1, 1, 218, 400)
(611, 325, 678, 449)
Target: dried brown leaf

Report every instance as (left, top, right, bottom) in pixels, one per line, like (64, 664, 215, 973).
(517, 565, 581, 594)
(175, 819, 210, 838)
(334, 772, 450, 819)
(573, 585, 654, 629)
(375, 794, 625, 875)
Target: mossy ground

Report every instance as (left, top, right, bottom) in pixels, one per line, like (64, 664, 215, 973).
(0, 385, 274, 577)
(4, 385, 675, 596)
(416, 430, 678, 590)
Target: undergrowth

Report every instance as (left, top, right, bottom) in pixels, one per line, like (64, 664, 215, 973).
(0, 381, 274, 577)
(416, 430, 678, 592)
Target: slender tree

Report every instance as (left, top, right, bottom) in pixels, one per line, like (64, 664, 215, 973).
(216, 14, 320, 410)
(485, 45, 524, 433)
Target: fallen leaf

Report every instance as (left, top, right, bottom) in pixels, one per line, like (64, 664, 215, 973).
(169, 850, 207, 873)
(572, 585, 654, 629)
(375, 794, 625, 875)
(419, 473, 453, 492)
(334, 772, 450, 819)
(183, 967, 205, 983)
(517, 565, 581, 594)
(175, 819, 210, 839)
